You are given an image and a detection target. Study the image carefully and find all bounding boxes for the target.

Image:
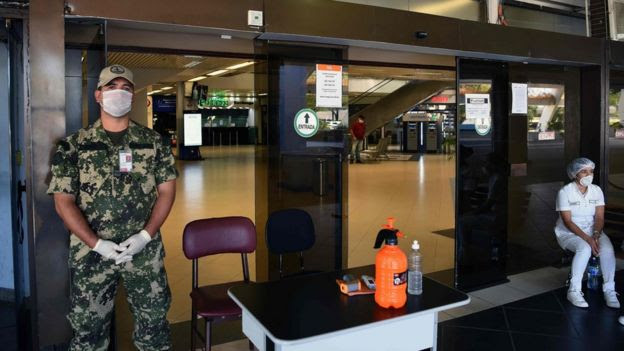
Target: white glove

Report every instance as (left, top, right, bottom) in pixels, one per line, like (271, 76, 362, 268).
(92, 239, 126, 261)
(115, 254, 134, 265)
(117, 230, 152, 259)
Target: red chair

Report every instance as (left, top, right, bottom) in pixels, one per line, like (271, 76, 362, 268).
(182, 216, 256, 351)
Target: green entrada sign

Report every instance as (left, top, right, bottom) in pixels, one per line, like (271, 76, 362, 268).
(294, 108, 319, 138)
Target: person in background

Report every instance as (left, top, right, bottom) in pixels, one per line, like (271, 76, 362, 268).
(48, 65, 178, 350)
(554, 158, 619, 310)
(350, 115, 366, 164)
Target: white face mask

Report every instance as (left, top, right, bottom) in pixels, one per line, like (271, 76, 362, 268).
(579, 175, 593, 187)
(101, 89, 133, 117)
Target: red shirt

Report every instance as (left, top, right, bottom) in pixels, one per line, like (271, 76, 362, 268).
(351, 121, 366, 140)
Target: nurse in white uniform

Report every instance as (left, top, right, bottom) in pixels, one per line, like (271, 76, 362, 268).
(555, 158, 619, 309)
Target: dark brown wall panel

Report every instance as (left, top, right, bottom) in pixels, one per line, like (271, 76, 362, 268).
(68, 0, 262, 32)
(264, 0, 603, 65)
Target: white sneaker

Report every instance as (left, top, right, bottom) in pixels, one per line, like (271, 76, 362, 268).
(604, 290, 621, 309)
(619, 316, 624, 326)
(567, 290, 589, 308)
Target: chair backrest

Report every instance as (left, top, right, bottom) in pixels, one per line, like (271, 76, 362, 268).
(265, 209, 315, 255)
(183, 216, 256, 259)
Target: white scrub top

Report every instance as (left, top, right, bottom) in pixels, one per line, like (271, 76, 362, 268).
(554, 182, 605, 239)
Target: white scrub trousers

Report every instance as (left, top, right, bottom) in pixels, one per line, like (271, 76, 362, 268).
(558, 233, 616, 292)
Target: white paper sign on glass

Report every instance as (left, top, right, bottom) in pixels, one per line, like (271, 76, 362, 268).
(316, 64, 343, 108)
(466, 94, 491, 135)
(511, 83, 528, 114)
(184, 113, 203, 146)
(466, 94, 491, 119)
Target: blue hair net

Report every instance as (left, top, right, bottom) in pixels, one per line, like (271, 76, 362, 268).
(567, 157, 595, 180)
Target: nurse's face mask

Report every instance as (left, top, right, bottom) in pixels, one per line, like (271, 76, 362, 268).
(101, 89, 133, 117)
(576, 168, 594, 187)
(580, 175, 593, 187)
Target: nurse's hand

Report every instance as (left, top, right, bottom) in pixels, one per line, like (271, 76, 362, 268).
(584, 235, 600, 256)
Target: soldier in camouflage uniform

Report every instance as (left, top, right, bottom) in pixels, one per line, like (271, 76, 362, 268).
(47, 65, 177, 350)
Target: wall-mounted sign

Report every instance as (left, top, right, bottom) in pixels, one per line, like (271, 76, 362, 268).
(152, 95, 176, 113)
(294, 108, 319, 138)
(316, 64, 343, 108)
(184, 113, 203, 146)
(199, 96, 231, 108)
(511, 83, 528, 114)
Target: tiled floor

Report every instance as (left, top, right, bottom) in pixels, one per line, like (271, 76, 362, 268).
(438, 270, 624, 351)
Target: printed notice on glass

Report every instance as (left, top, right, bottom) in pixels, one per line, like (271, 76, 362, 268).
(466, 94, 491, 119)
(316, 64, 343, 108)
(511, 83, 528, 114)
(184, 113, 203, 146)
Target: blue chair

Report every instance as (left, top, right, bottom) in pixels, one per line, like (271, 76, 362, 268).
(265, 209, 316, 279)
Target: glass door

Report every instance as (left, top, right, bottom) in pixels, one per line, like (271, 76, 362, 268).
(506, 64, 580, 275)
(255, 43, 349, 281)
(608, 70, 624, 207)
(456, 59, 509, 290)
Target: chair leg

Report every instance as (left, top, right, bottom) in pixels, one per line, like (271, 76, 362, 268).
(191, 304, 196, 351)
(205, 319, 212, 351)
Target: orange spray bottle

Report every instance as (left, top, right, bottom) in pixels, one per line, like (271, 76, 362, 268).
(373, 218, 407, 309)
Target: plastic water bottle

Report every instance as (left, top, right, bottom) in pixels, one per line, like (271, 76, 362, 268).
(587, 256, 602, 291)
(407, 240, 423, 295)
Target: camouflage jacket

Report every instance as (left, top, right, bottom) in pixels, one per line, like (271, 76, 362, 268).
(47, 119, 178, 263)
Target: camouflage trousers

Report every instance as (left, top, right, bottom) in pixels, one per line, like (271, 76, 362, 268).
(68, 238, 171, 351)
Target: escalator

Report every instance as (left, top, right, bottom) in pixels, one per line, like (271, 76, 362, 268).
(348, 80, 452, 136)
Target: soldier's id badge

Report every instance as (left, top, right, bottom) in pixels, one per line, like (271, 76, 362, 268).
(119, 150, 133, 173)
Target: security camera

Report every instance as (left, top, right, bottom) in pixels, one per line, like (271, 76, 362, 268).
(415, 32, 428, 39)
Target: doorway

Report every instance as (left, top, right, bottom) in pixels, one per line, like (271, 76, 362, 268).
(344, 62, 457, 278)
(456, 58, 582, 290)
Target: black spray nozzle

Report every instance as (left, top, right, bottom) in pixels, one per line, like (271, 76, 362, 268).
(374, 229, 399, 248)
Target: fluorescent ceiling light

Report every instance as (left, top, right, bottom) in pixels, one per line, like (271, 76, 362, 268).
(183, 61, 202, 68)
(148, 89, 162, 95)
(188, 76, 207, 82)
(225, 61, 255, 70)
(207, 69, 229, 76)
(160, 86, 173, 91)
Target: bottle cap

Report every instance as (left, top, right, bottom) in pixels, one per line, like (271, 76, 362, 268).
(411, 240, 419, 250)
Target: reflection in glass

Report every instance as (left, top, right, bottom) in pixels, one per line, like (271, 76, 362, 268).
(503, 83, 566, 274)
(608, 84, 624, 206)
(457, 79, 508, 288)
(611, 0, 624, 40)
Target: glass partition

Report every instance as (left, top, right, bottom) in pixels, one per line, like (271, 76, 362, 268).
(456, 59, 509, 291)
(607, 70, 624, 207)
(609, 0, 624, 40)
